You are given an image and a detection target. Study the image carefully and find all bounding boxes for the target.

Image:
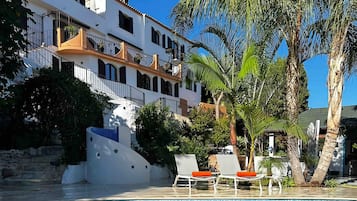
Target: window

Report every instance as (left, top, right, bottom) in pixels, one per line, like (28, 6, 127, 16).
(98, 59, 105, 78)
(161, 78, 172, 96)
(167, 37, 172, 49)
(180, 45, 185, 61)
(186, 69, 194, 90)
(119, 66, 126, 84)
(186, 78, 192, 90)
(174, 83, 179, 97)
(105, 63, 117, 81)
(137, 71, 150, 90)
(52, 56, 59, 71)
(166, 81, 172, 96)
(61, 62, 74, 76)
(75, 0, 85, 6)
(162, 34, 166, 48)
(98, 59, 118, 81)
(119, 11, 133, 33)
(114, 46, 120, 54)
(172, 41, 178, 59)
(151, 27, 160, 45)
(153, 76, 158, 92)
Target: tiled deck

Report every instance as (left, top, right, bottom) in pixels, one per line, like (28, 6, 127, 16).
(1, 179, 356, 200)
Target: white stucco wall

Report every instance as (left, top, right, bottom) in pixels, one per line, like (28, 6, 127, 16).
(104, 98, 139, 131)
(86, 127, 150, 184)
(27, 0, 202, 111)
(40, 0, 103, 33)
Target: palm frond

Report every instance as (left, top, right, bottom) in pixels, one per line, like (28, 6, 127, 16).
(270, 120, 308, 143)
(236, 102, 275, 140)
(238, 44, 259, 79)
(188, 54, 228, 92)
(344, 24, 357, 75)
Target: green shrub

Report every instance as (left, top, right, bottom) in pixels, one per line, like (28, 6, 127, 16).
(282, 177, 295, 187)
(1, 69, 109, 164)
(324, 179, 338, 188)
(135, 103, 181, 169)
(211, 117, 230, 147)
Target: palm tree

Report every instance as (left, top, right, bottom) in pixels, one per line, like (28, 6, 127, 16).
(186, 19, 264, 155)
(172, 0, 315, 185)
(187, 41, 259, 156)
(310, 0, 357, 185)
(236, 102, 275, 171)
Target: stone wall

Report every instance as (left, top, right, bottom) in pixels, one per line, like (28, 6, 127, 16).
(0, 146, 65, 183)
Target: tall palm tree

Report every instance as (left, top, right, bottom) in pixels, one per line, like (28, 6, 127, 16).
(172, 0, 315, 185)
(310, 0, 357, 185)
(187, 31, 259, 156)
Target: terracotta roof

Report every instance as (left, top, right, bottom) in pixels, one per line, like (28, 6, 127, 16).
(198, 102, 227, 115)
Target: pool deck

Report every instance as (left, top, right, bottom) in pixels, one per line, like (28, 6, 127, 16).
(1, 179, 357, 200)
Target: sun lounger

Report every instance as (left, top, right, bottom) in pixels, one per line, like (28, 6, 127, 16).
(172, 154, 216, 194)
(215, 154, 264, 193)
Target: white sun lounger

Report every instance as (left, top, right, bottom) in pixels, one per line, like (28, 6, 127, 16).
(215, 154, 264, 193)
(172, 154, 216, 194)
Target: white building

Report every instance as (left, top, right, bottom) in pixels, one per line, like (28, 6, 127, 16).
(24, 0, 201, 116)
(22, 0, 202, 185)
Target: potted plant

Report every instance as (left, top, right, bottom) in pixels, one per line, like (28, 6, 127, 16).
(134, 53, 142, 64)
(64, 25, 78, 38)
(258, 156, 284, 176)
(97, 40, 105, 52)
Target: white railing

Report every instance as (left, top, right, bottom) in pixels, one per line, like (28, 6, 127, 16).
(127, 46, 153, 67)
(26, 47, 54, 69)
(23, 45, 145, 105)
(158, 58, 181, 77)
(73, 64, 144, 105)
(160, 97, 180, 114)
(86, 33, 121, 56)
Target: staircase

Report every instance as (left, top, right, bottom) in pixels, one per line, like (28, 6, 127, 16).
(0, 146, 65, 183)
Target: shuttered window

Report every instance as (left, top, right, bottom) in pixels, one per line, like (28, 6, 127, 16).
(119, 11, 133, 33)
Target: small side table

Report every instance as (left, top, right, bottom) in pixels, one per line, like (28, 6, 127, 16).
(266, 175, 282, 193)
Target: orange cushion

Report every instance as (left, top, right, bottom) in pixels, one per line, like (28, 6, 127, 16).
(236, 171, 257, 177)
(192, 171, 212, 177)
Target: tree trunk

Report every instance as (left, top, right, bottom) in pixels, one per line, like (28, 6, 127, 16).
(285, 53, 305, 185)
(213, 92, 224, 120)
(310, 35, 345, 185)
(230, 115, 240, 156)
(285, 44, 306, 185)
(284, 4, 306, 186)
(247, 141, 255, 171)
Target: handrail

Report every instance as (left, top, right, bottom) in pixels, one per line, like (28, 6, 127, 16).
(57, 28, 181, 80)
(159, 97, 180, 114)
(23, 43, 145, 105)
(86, 33, 121, 56)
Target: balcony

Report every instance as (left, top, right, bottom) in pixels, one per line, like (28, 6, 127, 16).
(56, 28, 182, 81)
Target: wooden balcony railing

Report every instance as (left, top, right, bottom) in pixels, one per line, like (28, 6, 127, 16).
(56, 28, 181, 80)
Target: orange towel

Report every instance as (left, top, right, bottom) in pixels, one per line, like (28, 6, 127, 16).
(236, 171, 257, 177)
(192, 171, 212, 177)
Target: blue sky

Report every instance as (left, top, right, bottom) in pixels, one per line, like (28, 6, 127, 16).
(130, 0, 357, 109)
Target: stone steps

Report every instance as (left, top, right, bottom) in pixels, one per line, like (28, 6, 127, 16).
(1, 146, 66, 183)
(22, 155, 61, 164)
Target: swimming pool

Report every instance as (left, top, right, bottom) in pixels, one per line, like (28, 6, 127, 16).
(116, 200, 355, 201)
